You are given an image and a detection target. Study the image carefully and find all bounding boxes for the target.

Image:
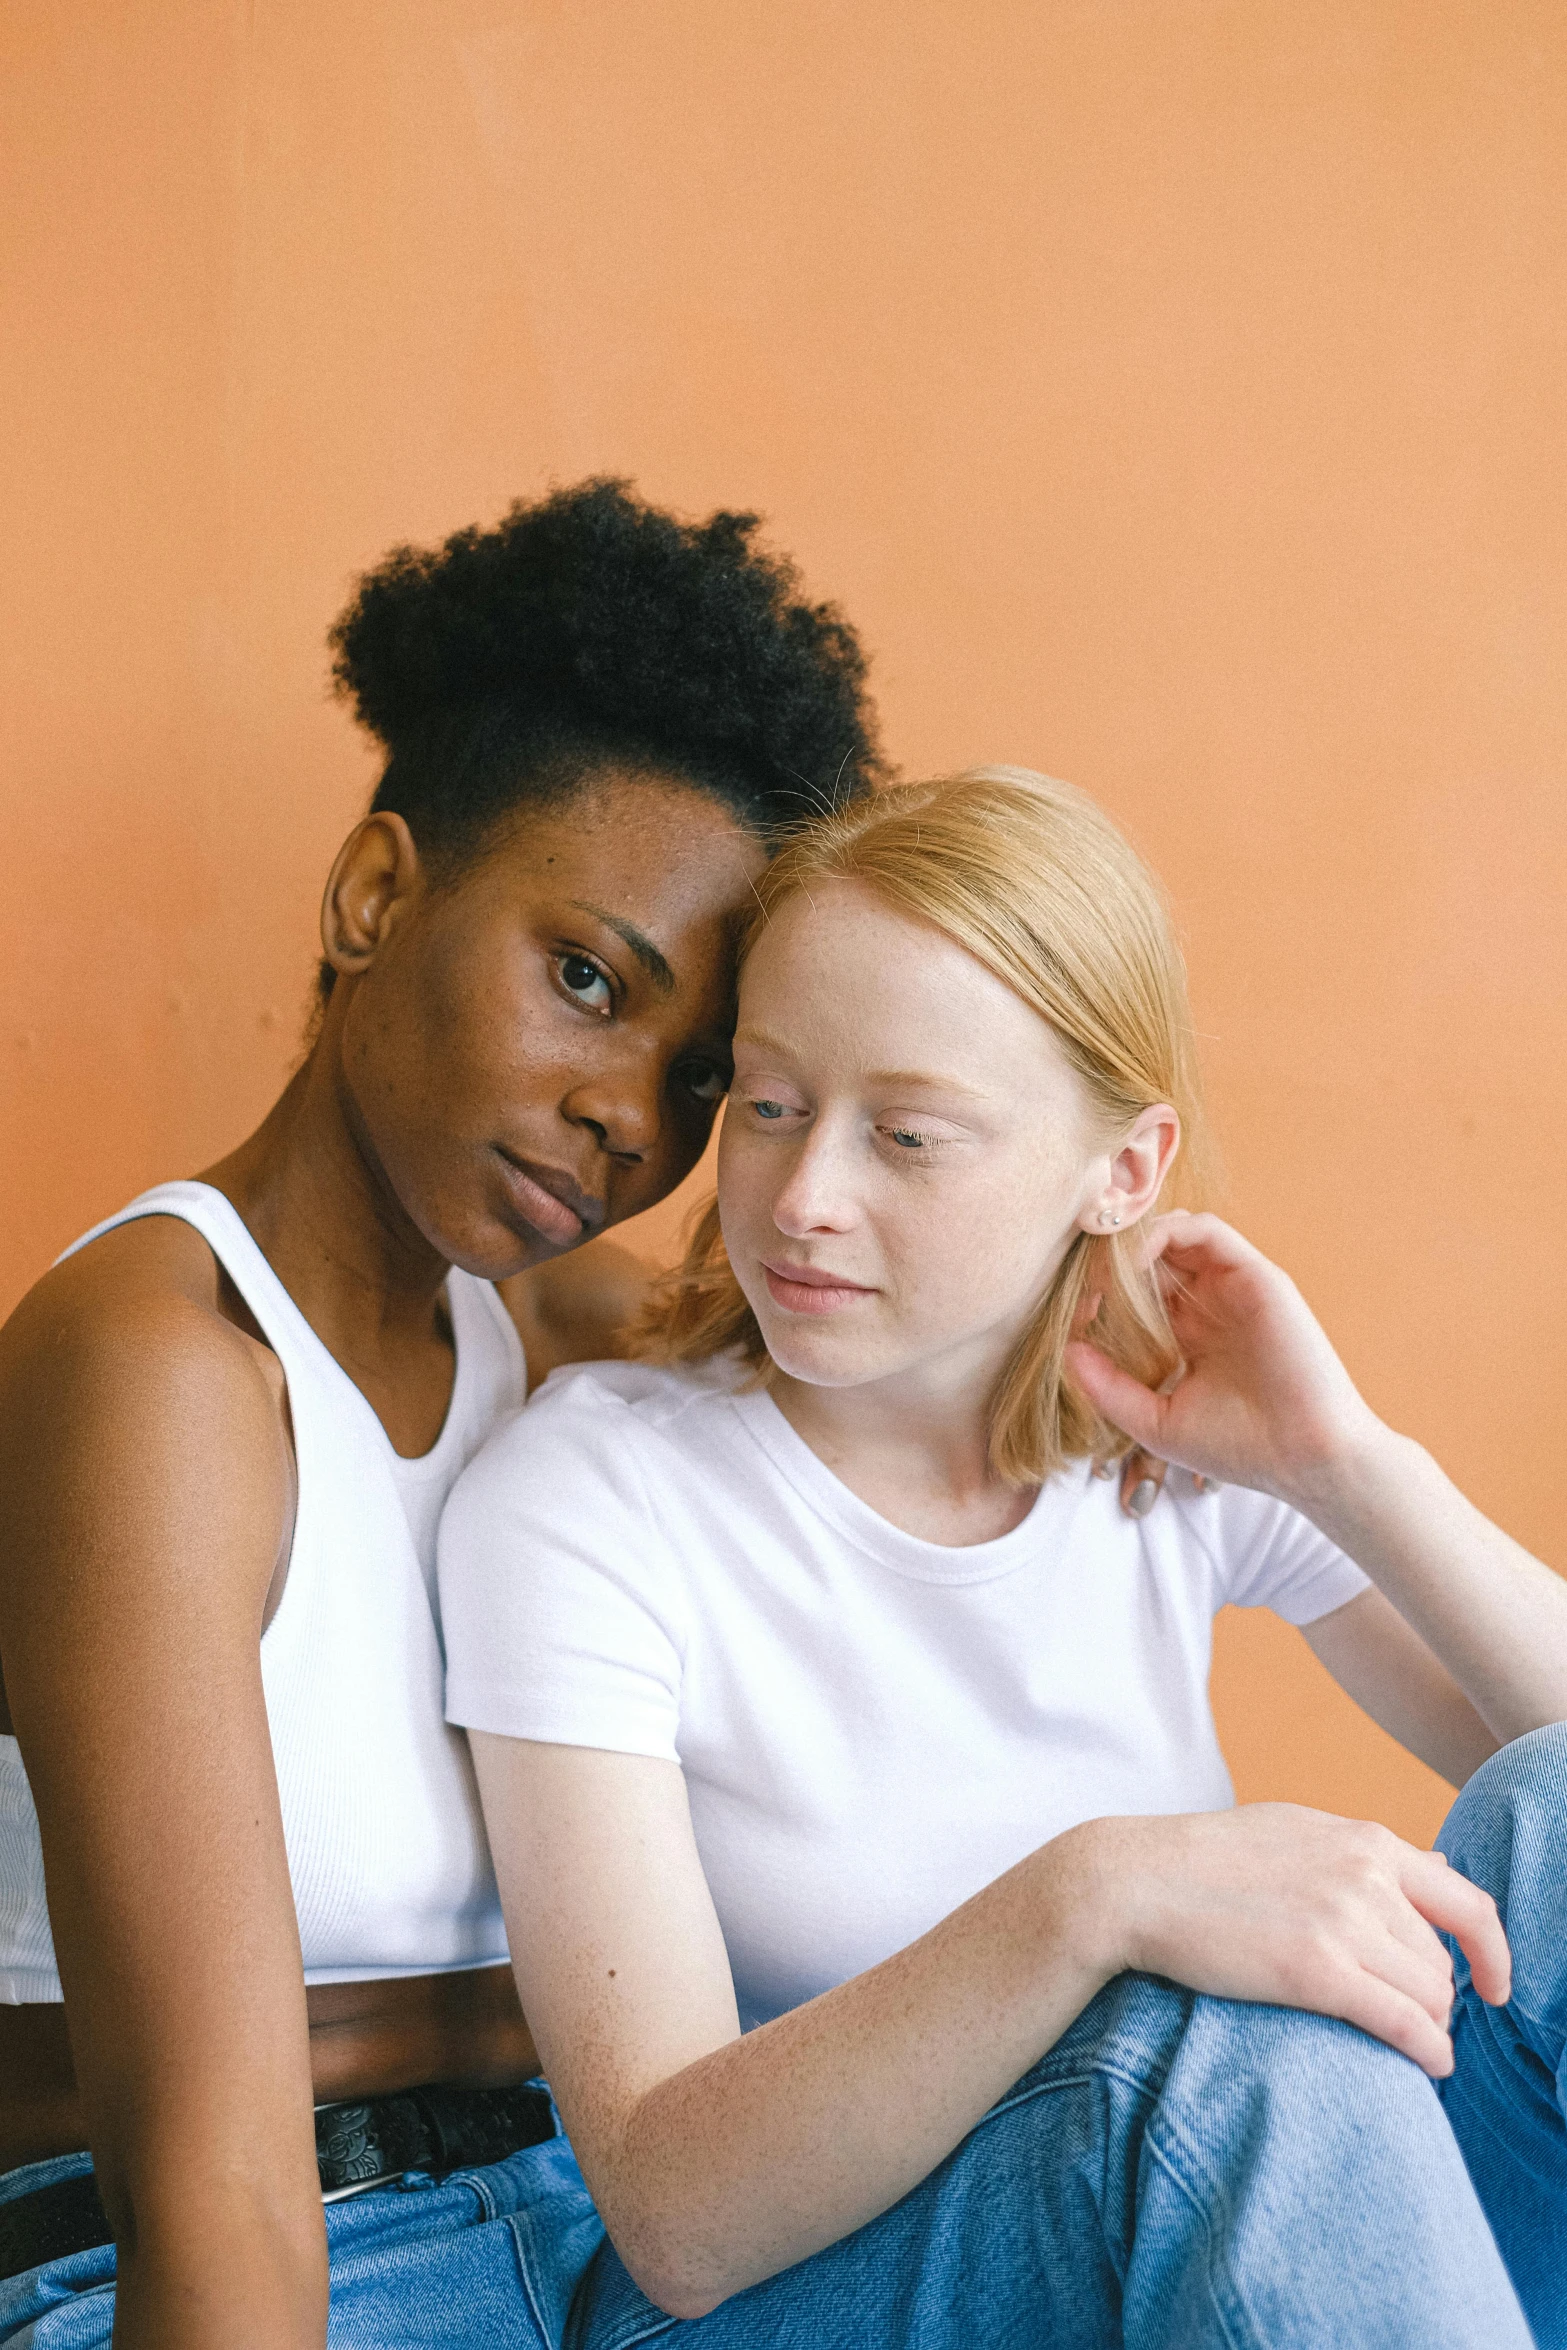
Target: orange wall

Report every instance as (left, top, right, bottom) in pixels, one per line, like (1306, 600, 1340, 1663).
(4, 1, 1564, 1845)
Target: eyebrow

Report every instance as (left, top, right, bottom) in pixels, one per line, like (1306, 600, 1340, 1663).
(734, 1029, 989, 1100)
(864, 1070, 991, 1099)
(570, 903, 675, 997)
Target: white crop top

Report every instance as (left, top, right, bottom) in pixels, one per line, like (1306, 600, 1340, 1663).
(0, 1180, 523, 2004)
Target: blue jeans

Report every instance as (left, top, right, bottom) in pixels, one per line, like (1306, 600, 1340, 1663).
(4, 1727, 1562, 2348)
(0, 2129, 602, 2349)
(1437, 1723, 1567, 2345)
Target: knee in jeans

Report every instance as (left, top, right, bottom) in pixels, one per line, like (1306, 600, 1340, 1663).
(1442, 1722, 1567, 1846)
(1438, 1722, 1567, 1959)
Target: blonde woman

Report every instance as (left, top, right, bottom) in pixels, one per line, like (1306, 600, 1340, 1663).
(439, 770, 1567, 2348)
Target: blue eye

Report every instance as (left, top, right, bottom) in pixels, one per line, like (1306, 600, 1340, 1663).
(753, 1099, 787, 1121)
(887, 1127, 926, 1149)
(558, 954, 613, 1015)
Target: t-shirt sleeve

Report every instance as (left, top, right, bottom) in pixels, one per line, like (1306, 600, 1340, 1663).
(437, 1373, 686, 1760)
(1206, 1484, 1372, 1625)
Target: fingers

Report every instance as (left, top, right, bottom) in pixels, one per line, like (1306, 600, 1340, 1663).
(1346, 1830, 1510, 2015)
(1401, 1853, 1512, 2008)
(1071, 1287, 1105, 1341)
(1139, 1214, 1279, 1333)
(1140, 1210, 1260, 1274)
(1119, 1450, 1168, 1520)
(1363, 1916, 1455, 2034)
(1336, 1967, 1455, 2078)
(1066, 1339, 1175, 1515)
(1064, 1339, 1168, 1451)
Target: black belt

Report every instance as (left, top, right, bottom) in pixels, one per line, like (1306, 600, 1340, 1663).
(0, 2080, 557, 2285)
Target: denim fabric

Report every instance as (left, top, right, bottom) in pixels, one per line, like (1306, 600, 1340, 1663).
(1438, 1719, 1567, 2348)
(5, 1728, 1563, 2348)
(0, 2131, 602, 2349)
(568, 1973, 1530, 2350)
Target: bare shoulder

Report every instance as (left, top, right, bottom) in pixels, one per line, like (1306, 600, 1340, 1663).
(0, 1217, 294, 1673)
(500, 1237, 654, 1386)
(0, 1212, 286, 1443)
(0, 1221, 322, 2241)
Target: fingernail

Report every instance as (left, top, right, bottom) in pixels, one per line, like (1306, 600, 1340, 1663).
(1192, 1474, 1223, 1496)
(1092, 1458, 1117, 1481)
(1128, 1479, 1159, 1518)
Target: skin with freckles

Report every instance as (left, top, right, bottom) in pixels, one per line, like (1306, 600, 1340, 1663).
(0, 769, 767, 2348)
(472, 872, 1563, 2321)
(718, 880, 1177, 1543)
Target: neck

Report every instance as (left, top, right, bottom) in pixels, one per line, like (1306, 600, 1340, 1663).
(201, 1000, 451, 1375)
(768, 1339, 1034, 1546)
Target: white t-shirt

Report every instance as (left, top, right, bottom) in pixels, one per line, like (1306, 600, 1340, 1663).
(440, 1359, 1370, 2031)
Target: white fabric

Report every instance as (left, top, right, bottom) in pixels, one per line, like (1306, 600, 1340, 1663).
(0, 1180, 523, 2003)
(441, 1359, 1372, 2032)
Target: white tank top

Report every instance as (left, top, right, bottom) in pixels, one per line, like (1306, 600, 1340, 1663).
(0, 1180, 524, 2003)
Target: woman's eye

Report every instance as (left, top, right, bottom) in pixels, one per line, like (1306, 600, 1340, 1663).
(752, 1098, 788, 1121)
(885, 1126, 928, 1150)
(681, 1064, 729, 1105)
(558, 954, 613, 1015)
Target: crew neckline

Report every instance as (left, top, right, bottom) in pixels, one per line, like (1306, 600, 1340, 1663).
(727, 1383, 1093, 1586)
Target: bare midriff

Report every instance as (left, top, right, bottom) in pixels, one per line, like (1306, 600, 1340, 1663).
(0, 1966, 541, 2177)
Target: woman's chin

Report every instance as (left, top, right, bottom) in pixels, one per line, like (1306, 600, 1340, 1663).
(760, 1325, 897, 1392)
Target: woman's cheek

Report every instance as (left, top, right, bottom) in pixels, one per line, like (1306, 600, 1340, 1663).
(716, 1139, 773, 1257)
(917, 1174, 1036, 1300)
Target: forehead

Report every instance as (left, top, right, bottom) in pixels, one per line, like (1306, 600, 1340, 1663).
(738, 879, 1070, 1091)
(475, 772, 769, 928)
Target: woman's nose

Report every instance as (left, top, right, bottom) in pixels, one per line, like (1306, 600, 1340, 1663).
(562, 1072, 658, 1165)
(770, 1133, 853, 1235)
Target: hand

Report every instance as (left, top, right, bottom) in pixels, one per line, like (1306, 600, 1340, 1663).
(1067, 1210, 1383, 1509)
(1073, 1803, 1510, 2078)
(1110, 1449, 1173, 1519)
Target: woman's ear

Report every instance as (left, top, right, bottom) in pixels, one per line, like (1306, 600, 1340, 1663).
(1081, 1104, 1181, 1235)
(319, 813, 424, 981)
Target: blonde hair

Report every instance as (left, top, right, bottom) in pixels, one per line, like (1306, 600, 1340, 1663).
(635, 767, 1208, 1486)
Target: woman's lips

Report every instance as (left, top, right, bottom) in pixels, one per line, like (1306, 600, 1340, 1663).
(762, 1262, 875, 1316)
(496, 1153, 592, 1245)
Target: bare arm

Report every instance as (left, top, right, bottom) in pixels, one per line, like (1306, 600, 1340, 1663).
(471, 1736, 1115, 2318)
(499, 1238, 651, 1388)
(0, 1244, 328, 2348)
(1294, 1441, 1567, 1755)
(1068, 1212, 1567, 1762)
(471, 1733, 1506, 2320)
(1302, 1587, 1499, 1786)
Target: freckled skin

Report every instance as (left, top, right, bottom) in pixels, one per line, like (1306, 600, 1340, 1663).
(721, 880, 1105, 1402)
(717, 881, 1158, 1542)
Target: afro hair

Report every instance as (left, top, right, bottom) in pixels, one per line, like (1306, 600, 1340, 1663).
(328, 478, 885, 861)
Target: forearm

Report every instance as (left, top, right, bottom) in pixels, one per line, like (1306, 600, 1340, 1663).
(96, 2075, 328, 2350)
(577, 1828, 1114, 2318)
(1297, 1429, 1567, 1744)
(114, 2206, 328, 2350)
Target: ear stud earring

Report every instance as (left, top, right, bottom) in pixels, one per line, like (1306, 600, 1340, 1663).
(1101, 1211, 1122, 1229)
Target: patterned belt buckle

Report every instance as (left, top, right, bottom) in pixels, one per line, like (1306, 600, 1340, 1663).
(313, 2094, 428, 2198)
(320, 2171, 402, 2204)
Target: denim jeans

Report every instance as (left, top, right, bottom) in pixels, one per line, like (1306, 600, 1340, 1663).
(4, 1725, 1562, 2349)
(0, 2130, 601, 2349)
(1437, 1722, 1567, 2346)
